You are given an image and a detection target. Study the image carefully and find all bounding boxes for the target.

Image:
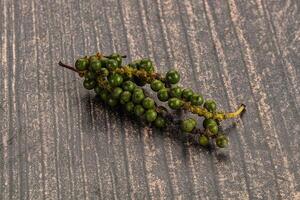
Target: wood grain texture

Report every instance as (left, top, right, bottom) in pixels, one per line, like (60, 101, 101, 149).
(0, 0, 299, 199)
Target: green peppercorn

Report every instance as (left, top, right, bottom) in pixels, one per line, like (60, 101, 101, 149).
(216, 134, 229, 148)
(120, 91, 131, 104)
(83, 79, 96, 90)
(169, 86, 182, 98)
(89, 55, 98, 61)
(94, 86, 102, 95)
(125, 102, 135, 113)
(204, 99, 217, 112)
(107, 97, 118, 107)
(134, 105, 145, 116)
(133, 88, 143, 94)
(145, 109, 157, 122)
(139, 58, 154, 72)
(108, 73, 123, 87)
(122, 81, 136, 92)
(168, 98, 183, 110)
(199, 135, 209, 146)
(142, 97, 155, 109)
(154, 116, 166, 129)
(111, 87, 123, 99)
(207, 123, 218, 135)
(75, 58, 89, 71)
(157, 88, 169, 102)
(182, 88, 193, 100)
(107, 59, 118, 70)
(100, 58, 108, 68)
(99, 68, 109, 77)
(109, 53, 122, 66)
(100, 90, 109, 102)
(190, 94, 204, 106)
(203, 118, 217, 129)
(90, 60, 102, 72)
(132, 89, 145, 104)
(180, 118, 197, 132)
(166, 70, 180, 84)
(85, 71, 96, 81)
(150, 80, 164, 92)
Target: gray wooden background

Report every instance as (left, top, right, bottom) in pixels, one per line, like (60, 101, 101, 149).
(0, 0, 299, 199)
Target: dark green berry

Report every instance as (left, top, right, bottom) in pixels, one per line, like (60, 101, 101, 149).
(134, 105, 145, 116)
(122, 81, 136, 92)
(168, 98, 183, 110)
(190, 94, 204, 106)
(111, 87, 123, 99)
(139, 59, 154, 72)
(216, 135, 229, 148)
(90, 60, 102, 72)
(166, 70, 180, 84)
(75, 58, 89, 71)
(108, 73, 123, 87)
(157, 88, 169, 102)
(145, 109, 157, 122)
(100, 90, 109, 102)
(107, 97, 118, 107)
(154, 116, 166, 129)
(83, 79, 96, 90)
(142, 97, 155, 109)
(132, 90, 145, 104)
(99, 68, 109, 77)
(120, 91, 131, 104)
(182, 88, 193, 100)
(180, 118, 197, 132)
(169, 86, 182, 98)
(94, 86, 102, 95)
(125, 102, 134, 113)
(133, 88, 143, 94)
(150, 80, 164, 92)
(107, 59, 118, 70)
(207, 123, 218, 135)
(204, 99, 217, 112)
(199, 135, 209, 146)
(203, 118, 217, 129)
(109, 53, 122, 66)
(85, 71, 96, 81)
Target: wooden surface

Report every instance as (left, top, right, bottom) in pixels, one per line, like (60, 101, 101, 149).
(0, 0, 299, 199)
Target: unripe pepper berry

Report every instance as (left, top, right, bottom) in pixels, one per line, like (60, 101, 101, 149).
(204, 99, 217, 112)
(169, 86, 182, 98)
(145, 109, 157, 122)
(216, 134, 229, 148)
(190, 94, 204, 106)
(157, 88, 169, 102)
(111, 87, 123, 99)
(154, 116, 166, 129)
(142, 97, 155, 109)
(182, 88, 193, 100)
(166, 70, 180, 84)
(108, 73, 123, 87)
(134, 105, 145, 116)
(199, 135, 209, 146)
(168, 98, 183, 110)
(181, 118, 197, 132)
(150, 80, 164, 92)
(75, 58, 89, 71)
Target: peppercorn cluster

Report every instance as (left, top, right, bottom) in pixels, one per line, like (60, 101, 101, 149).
(65, 53, 245, 148)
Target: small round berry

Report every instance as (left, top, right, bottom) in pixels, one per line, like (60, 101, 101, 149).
(203, 118, 217, 129)
(100, 90, 109, 102)
(142, 97, 155, 109)
(145, 109, 157, 122)
(216, 135, 229, 148)
(85, 71, 96, 81)
(90, 60, 102, 72)
(133, 88, 143, 94)
(108, 73, 123, 87)
(109, 53, 122, 66)
(99, 68, 109, 77)
(107, 97, 118, 107)
(168, 98, 183, 110)
(89, 55, 98, 61)
(122, 81, 136, 92)
(157, 88, 169, 102)
(182, 88, 193, 100)
(134, 105, 145, 116)
(204, 99, 217, 112)
(154, 116, 166, 129)
(125, 102, 135, 113)
(199, 135, 209, 146)
(83, 79, 96, 90)
(94, 86, 102, 95)
(111, 87, 123, 99)
(169, 86, 182, 98)
(190, 94, 204, 106)
(166, 70, 180, 84)
(107, 59, 118, 70)
(139, 59, 154, 72)
(120, 91, 131, 104)
(132, 90, 145, 104)
(75, 58, 89, 71)
(150, 80, 164, 92)
(180, 118, 197, 132)
(207, 123, 218, 135)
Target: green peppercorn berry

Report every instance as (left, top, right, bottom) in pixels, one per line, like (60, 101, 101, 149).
(85, 71, 96, 81)
(133, 87, 143, 94)
(107, 59, 118, 70)
(157, 88, 169, 102)
(204, 99, 217, 112)
(216, 134, 229, 148)
(182, 88, 193, 100)
(125, 102, 135, 113)
(150, 80, 164, 92)
(134, 105, 145, 116)
(107, 97, 118, 107)
(199, 135, 209, 146)
(166, 70, 180, 84)
(190, 94, 204, 106)
(94, 86, 102, 95)
(120, 91, 131, 104)
(75, 58, 89, 71)
(207, 123, 218, 135)
(108, 73, 123, 87)
(168, 98, 183, 110)
(145, 109, 157, 122)
(139, 58, 154, 72)
(90, 60, 102, 72)
(111, 87, 123, 99)
(109, 53, 122, 66)
(83, 79, 96, 90)
(132, 89, 145, 104)
(99, 68, 109, 77)
(180, 118, 197, 132)
(169, 86, 182, 98)
(154, 116, 166, 129)
(122, 81, 136, 92)
(100, 58, 108, 68)
(100, 90, 109, 102)
(142, 97, 155, 109)
(203, 118, 217, 129)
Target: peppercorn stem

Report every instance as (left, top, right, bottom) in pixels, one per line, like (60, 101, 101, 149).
(58, 61, 78, 73)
